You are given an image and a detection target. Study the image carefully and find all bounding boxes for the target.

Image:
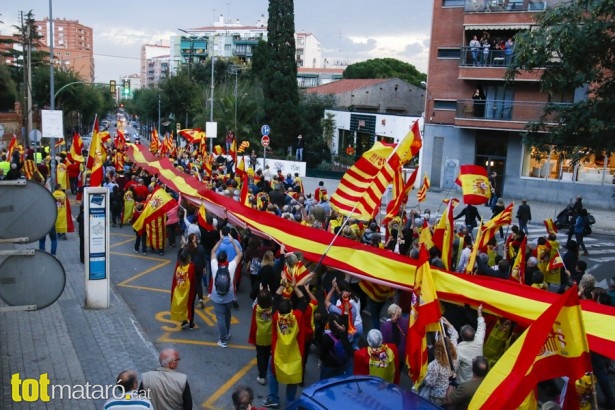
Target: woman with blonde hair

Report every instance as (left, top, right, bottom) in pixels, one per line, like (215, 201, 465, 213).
(249, 250, 279, 300)
(422, 324, 459, 406)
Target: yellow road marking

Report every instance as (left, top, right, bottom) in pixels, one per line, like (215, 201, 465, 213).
(120, 284, 170, 293)
(118, 259, 170, 286)
(159, 332, 253, 350)
(110, 238, 135, 248)
(202, 358, 257, 409)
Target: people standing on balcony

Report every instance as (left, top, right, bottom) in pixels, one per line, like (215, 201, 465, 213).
(504, 37, 514, 65)
(469, 36, 481, 66)
(481, 37, 491, 66)
(472, 88, 486, 118)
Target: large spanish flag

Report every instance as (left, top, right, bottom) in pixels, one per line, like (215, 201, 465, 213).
(86, 118, 105, 187)
(455, 164, 491, 205)
(132, 188, 177, 233)
(469, 286, 591, 409)
(406, 244, 441, 386)
(123, 142, 615, 361)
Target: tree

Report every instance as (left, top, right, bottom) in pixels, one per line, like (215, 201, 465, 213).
(262, 0, 301, 151)
(343, 58, 426, 87)
(507, 0, 615, 158)
(0, 64, 17, 111)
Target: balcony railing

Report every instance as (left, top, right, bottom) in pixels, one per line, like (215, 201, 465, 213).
(464, 0, 559, 12)
(459, 46, 514, 67)
(456, 99, 569, 123)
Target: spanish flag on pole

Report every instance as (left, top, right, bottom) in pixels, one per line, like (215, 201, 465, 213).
(416, 173, 430, 202)
(179, 129, 205, 144)
(476, 202, 514, 249)
(510, 236, 527, 284)
(544, 218, 558, 235)
(86, 118, 105, 187)
(455, 164, 491, 205)
(406, 244, 441, 386)
(69, 131, 84, 163)
(197, 202, 216, 231)
(7, 134, 17, 160)
(432, 199, 457, 270)
(132, 188, 177, 233)
(469, 286, 591, 410)
(382, 167, 419, 226)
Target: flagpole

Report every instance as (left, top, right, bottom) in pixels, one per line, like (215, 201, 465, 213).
(439, 319, 455, 373)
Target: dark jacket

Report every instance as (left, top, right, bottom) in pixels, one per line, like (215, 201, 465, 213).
(454, 205, 480, 228)
(516, 203, 531, 222)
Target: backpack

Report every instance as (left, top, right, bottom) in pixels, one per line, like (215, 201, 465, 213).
(327, 332, 348, 366)
(214, 264, 231, 296)
(249, 257, 261, 276)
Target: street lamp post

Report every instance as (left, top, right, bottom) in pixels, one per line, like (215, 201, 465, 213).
(158, 94, 161, 137)
(209, 36, 215, 155)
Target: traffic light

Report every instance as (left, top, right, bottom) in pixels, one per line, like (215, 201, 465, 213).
(110, 80, 116, 94)
(126, 80, 131, 94)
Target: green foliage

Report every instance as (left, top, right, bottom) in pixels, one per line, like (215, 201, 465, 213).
(343, 58, 427, 87)
(262, 0, 301, 150)
(0, 64, 17, 111)
(297, 93, 335, 168)
(507, 0, 615, 156)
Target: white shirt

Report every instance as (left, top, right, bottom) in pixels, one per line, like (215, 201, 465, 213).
(456, 317, 486, 383)
(103, 391, 153, 409)
(456, 247, 472, 272)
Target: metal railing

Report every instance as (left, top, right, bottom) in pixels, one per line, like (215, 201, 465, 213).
(464, 0, 560, 13)
(459, 45, 514, 67)
(456, 99, 570, 123)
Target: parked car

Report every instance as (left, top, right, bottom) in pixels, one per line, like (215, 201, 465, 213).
(286, 376, 444, 410)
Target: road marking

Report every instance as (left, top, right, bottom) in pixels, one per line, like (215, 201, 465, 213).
(110, 238, 135, 248)
(159, 332, 253, 350)
(121, 284, 170, 293)
(118, 260, 171, 286)
(202, 358, 257, 409)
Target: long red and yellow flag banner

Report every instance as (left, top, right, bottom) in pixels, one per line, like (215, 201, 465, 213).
(125, 143, 615, 359)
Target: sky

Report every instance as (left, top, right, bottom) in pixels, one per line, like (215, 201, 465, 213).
(0, 0, 433, 84)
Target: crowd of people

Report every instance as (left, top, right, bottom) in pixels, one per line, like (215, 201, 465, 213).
(3, 135, 614, 409)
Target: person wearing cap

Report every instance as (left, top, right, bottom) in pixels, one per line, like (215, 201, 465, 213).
(295, 135, 304, 161)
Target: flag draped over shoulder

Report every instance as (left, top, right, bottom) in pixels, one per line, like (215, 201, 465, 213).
(132, 188, 177, 233)
(330, 141, 396, 220)
(476, 202, 514, 249)
(416, 173, 430, 202)
(469, 286, 591, 410)
(383, 167, 419, 226)
(86, 118, 105, 187)
(455, 165, 491, 205)
(406, 244, 441, 386)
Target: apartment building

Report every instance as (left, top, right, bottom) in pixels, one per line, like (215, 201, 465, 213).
(422, 0, 612, 207)
(36, 18, 94, 83)
(141, 42, 171, 88)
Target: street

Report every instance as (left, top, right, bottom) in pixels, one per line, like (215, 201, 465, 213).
(107, 218, 615, 409)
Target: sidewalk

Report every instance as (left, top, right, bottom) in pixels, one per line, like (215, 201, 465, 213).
(301, 176, 615, 234)
(0, 215, 159, 409)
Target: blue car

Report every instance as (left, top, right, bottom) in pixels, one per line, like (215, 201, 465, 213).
(286, 375, 444, 410)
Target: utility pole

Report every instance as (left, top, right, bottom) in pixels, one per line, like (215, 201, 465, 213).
(49, 0, 56, 186)
(26, 23, 33, 150)
(209, 35, 215, 154)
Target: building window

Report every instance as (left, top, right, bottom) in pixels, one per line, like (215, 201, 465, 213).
(443, 0, 465, 6)
(522, 145, 615, 185)
(434, 100, 457, 110)
(437, 48, 460, 59)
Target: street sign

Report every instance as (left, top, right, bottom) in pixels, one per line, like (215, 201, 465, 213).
(261, 124, 270, 136)
(261, 135, 270, 148)
(29, 129, 42, 143)
(42, 109, 63, 139)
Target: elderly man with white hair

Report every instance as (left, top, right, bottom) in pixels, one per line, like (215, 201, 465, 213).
(353, 329, 400, 383)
